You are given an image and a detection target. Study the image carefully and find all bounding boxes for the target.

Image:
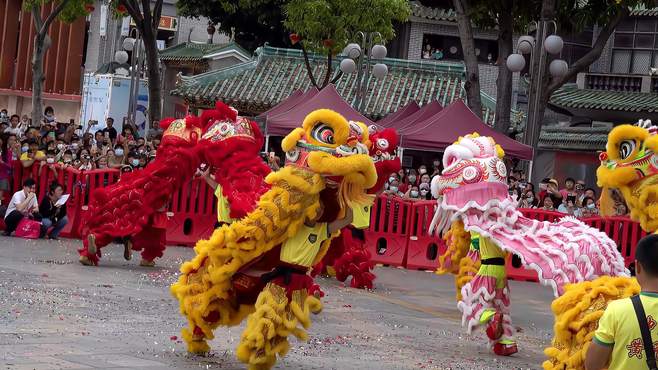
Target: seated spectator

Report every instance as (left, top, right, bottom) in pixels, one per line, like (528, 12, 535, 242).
(541, 196, 555, 211)
(39, 182, 68, 240)
(0, 135, 11, 203)
(4, 178, 40, 236)
(20, 139, 44, 168)
(518, 190, 538, 209)
(580, 196, 599, 218)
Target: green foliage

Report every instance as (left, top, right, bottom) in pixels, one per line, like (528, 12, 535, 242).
(23, 0, 94, 24)
(176, 0, 290, 51)
(283, 0, 410, 55)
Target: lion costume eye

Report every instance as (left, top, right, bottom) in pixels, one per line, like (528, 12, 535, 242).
(377, 138, 389, 150)
(619, 140, 636, 160)
(311, 123, 335, 145)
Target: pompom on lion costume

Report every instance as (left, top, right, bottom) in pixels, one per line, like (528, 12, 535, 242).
(170, 109, 377, 370)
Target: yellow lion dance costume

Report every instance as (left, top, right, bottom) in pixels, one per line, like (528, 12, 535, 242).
(541, 120, 658, 369)
(170, 109, 376, 370)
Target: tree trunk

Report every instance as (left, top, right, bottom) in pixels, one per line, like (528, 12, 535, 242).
(141, 26, 162, 127)
(31, 32, 48, 126)
(493, 0, 513, 133)
(453, 0, 482, 119)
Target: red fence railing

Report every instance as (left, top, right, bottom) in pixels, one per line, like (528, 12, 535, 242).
(2, 162, 648, 281)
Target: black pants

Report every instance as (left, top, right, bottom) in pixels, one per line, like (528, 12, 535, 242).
(4, 210, 41, 235)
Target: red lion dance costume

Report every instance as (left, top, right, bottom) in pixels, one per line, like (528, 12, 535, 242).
(313, 127, 400, 289)
(79, 102, 270, 266)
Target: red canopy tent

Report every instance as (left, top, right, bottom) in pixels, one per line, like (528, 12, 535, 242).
(393, 100, 444, 134)
(266, 85, 376, 136)
(258, 88, 318, 120)
(376, 101, 420, 128)
(401, 100, 533, 160)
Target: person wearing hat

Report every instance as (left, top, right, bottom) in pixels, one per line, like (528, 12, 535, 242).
(538, 178, 563, 208)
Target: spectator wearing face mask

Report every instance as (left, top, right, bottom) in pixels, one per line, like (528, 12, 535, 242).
(20, 139, 45, 168)
(518, 190, 538, 209)
(419, 173, 431, 186)
(558, 195, 582, 217)
(78, 150, 95, 171)
(127, 151, 141, 170)
(405, 185, 421, 201)
(403, 169, 418, 192)
(59, 150, 74, 167)
(38, 150, 59, 179)
(419, 183, 431, 200)
(386, 179, 402, 197)
(581, 196, 599, 218)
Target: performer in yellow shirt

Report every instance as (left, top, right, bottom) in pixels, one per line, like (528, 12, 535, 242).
(201, 167, 235, 227)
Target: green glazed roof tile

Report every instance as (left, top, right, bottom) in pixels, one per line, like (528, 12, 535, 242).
(550, 86, 658, 113)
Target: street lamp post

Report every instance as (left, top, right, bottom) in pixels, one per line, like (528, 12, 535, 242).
(506, 21, 568, 181)
(114, 30, 143, 133)
(339, 32, 389, 113)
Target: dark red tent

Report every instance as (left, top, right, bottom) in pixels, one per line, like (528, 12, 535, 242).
(394, 101, 444, 134)
(266, 85, 375, 136)
(377, 101, 420, 128)
(401, 100, 533, 160)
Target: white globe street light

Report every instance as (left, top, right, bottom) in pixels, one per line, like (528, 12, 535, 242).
(343, 43, 361, 59)
(544, 35, 564, 55)
(517, 35, 535, 54)
(122, 37, 136, 51)
(372, 63, 388, 79)
(340, 58, 357, 74)
(549, 59, 568, 77)
(114, 50, 129, 64)
(370, 44, 387, 59)
(506, 53, 526, 72)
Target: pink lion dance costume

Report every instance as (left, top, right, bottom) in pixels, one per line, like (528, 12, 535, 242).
(429, 133, 628, 356)
(79, 102, 270, 266)
(314, 128, 401, 289)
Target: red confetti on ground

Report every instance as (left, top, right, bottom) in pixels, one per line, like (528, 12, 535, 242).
(170, 336, 178, 341)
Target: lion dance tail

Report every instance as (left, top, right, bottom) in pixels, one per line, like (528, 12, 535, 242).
(543, 276, 638, 370)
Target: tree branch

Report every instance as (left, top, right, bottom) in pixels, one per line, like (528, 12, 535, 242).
(39, 0, 71, 35)
(301, 44, 319, 88)
(119, 0, 144, 28)
(31, 4, 43, 34)
(152, 0, 163, 31)
(547, 7, 629, 93)
(320, 50, 332, 89)
(330, 70, 343, 84)
(140, 0, 153, 31)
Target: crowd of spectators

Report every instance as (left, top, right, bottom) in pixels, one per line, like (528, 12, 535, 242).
(381, 159, 440, 201)
(0, 107, 163, 240)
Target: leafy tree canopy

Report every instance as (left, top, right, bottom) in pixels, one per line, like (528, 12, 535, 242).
(23, 0, 94, 23)
(284, 0, 410, 55)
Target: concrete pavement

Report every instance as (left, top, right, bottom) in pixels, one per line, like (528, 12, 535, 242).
(0, 237, 553, 370)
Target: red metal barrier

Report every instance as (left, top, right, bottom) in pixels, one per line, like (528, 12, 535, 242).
(405, 200, 447, 270)
(165, 178, 216, 246)
(364, 195, 412, 267)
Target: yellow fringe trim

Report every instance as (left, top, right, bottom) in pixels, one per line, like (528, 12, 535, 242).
(436, 221, 477, 301)
(171, 166, 325, 350)
(236, 283, 322, 370)
(542, 276, 639, 370)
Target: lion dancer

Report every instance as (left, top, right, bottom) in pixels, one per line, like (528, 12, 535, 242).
(315, 127, 400, 289)
(171, 109, 377, 370)
(460, 231, 516, 356)
(80, 102, 269, 266)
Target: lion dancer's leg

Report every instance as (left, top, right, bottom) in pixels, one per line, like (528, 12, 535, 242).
(130, 210, 168, 267)
(332, 227, 375, 289)
(459, 259, 517, 356)
(237, 272, 322, 370)
(79, 231, 114, 266)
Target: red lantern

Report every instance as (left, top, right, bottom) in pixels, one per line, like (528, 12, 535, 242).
(84, 3, 95, 12)
(117, 4, 127, 14)
(322, 39, 334, 48)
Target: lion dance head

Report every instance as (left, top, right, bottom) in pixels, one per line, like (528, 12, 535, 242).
(597, 119, 658, 231)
